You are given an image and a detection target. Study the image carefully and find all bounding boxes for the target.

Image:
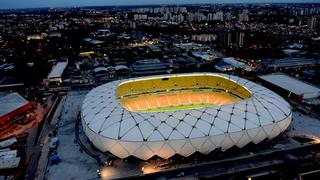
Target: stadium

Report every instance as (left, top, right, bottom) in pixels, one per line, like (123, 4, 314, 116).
(81, 73, 292, 160)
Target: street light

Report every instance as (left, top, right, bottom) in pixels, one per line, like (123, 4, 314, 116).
(96, 169, 101, 177)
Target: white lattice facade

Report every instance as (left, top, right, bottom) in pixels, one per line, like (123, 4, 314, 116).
(81, 73, 292, 160)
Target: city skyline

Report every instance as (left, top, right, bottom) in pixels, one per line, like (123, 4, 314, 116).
(0, 2, 319, 179)
(1, 0, 319, 10)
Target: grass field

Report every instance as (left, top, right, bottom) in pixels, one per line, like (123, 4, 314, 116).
(138, 103, 214, 112)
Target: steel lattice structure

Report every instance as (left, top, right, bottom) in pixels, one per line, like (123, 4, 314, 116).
(81, 73, 292, 160)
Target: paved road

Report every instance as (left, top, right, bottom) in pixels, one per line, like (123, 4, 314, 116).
(25, 95, 64, 180)
(116, 142, 320, 180)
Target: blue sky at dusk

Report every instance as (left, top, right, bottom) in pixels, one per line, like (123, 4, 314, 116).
(0, 0, 318, 9)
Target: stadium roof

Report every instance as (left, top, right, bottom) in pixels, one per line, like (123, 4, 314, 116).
(259, 73, 320, 98)
(82, 73, 292, 160)
(0, 93, 29, 117)
(48, 62, 68, 79)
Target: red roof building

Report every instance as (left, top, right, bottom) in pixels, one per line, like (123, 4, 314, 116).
(0, 93, 31, 124)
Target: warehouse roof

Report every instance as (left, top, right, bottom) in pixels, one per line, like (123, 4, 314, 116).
(0, 93, 29, 117)
(259, 73, 320, 95)
(48, 62, 68, 79)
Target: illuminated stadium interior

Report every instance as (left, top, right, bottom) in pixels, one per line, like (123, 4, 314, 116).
(117, 74, 252, 112)
(82, 73, 292, 160)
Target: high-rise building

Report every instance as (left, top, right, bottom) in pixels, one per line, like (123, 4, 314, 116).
(225, 12, 232, 21)
(238, 9, 249, 22)
(236, 32, 245, 47)
(179, 7, 187, 13)
(308, 16, 317, 30)
(129, 20, 137, 29)
(227, 32, 232, 46)
(213, 11, 224, 21)
(177, 14, 185, 24)
(187, 13, 195, 22)
(164, 12, 171, 21)
(207, 13, 213, 21)
(195, 12, 206, 22)
(192, 34, 217, 42)
(218, 31, 229, 47)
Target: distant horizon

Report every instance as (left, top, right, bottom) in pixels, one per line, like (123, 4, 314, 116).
(0, 0, 319, 10)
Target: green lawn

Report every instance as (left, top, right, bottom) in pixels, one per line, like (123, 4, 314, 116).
(138, 103, 214, 112)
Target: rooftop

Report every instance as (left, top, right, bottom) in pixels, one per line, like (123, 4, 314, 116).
(262, 58, 320, 68)
(0, 93, 29, 117)
(48, 62, 68, 79)
(82, 73, 291, 160)
(259, 73, 320, 96)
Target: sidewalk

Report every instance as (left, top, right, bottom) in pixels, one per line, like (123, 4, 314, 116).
(34, 95, 66, 180)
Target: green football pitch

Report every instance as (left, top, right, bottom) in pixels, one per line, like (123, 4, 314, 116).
(138, 103, 214, 112)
